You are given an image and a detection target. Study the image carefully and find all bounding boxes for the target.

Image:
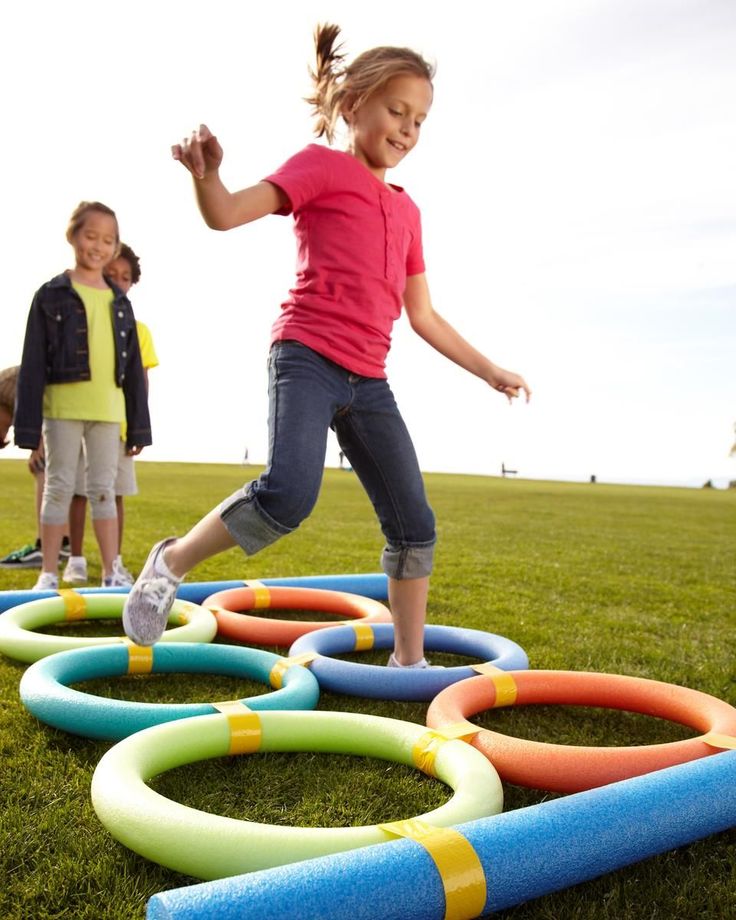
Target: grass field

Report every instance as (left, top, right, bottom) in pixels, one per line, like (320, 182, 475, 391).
(1, 459, 734, 919)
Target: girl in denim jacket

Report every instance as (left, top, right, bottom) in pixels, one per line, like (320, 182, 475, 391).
(15, 201, 151, 591)
(123, 24, 530, 662)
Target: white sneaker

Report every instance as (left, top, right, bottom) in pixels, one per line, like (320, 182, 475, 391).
(122, 538, 182, 646)
(62, 556, 88, 585)
(32, 571, 59, 592)
(112, 555, 135, 586)
(387, 652, 431, 669)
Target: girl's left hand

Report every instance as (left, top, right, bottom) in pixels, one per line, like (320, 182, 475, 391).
(490, 369, 532, 404)
(127, 445, 144, 456)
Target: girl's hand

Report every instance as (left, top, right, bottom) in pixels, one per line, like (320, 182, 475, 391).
(171, 124, 223, 180)
(28, 445, 45, 474)
(127, 445, 144, 457)
(489, 368, 532, 404)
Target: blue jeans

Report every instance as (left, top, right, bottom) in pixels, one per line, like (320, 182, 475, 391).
(220, 341, 436, 578)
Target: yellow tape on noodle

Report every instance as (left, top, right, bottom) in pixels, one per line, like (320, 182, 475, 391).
(213, 701, 262, 755)
(702, 732, 736, 750)
(269, 652, 319, 689)
(127, 645, 154, 674)
(59, 589, 86, 621)
(379, 818, 487, 920)
(472, 663, 518, 707)
(244, 581, 270, 609)
(351, 623, 374, 651)
(412, 730, 449, 777)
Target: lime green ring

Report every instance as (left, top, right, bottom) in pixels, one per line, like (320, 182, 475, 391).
(0, 594, 217, 663)
(91, 709, 503, 880)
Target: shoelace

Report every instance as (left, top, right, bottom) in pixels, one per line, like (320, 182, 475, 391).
(141, 576, 178, 606)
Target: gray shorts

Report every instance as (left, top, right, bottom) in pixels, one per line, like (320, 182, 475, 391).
(42, 419, 119, 524)
(73, 439, 138, 497)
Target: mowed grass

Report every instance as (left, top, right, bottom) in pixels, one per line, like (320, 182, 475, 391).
(0, 459, 734, 919)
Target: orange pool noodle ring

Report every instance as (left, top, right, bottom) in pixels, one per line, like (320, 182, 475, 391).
(426, 669, 736, 792)
(206, 585, 392, 647)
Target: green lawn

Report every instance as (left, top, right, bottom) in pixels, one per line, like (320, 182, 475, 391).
(1, 460, 734, 919)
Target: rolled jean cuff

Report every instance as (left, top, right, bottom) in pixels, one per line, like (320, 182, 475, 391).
(381, 541, 435, 579)
(219, 488, 293, 556)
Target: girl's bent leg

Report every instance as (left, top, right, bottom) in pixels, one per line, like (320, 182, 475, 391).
(163, 508, 237, 578)
(220, 342, 346, 554)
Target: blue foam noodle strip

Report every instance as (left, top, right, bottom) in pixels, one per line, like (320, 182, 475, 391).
(146, 751, 736, 920)
(0, 574, 389, 613)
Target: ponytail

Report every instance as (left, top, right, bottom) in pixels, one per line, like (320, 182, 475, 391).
(305, 23, 347, 143)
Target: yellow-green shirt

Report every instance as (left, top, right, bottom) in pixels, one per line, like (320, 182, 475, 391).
(43, 283, 125, 423)
(137, 321, 159, 370)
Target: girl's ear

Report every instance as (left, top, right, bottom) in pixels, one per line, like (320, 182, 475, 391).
(340, 93, 358, 125)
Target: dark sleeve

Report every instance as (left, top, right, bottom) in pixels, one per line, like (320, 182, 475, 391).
(121, 314, 152, 449)
(14, 290, 47, 450)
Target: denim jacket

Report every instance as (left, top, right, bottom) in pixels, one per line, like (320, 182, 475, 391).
(14, 272, 152, 450)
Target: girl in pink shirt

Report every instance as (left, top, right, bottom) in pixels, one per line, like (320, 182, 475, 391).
(124, 24, 531, 663)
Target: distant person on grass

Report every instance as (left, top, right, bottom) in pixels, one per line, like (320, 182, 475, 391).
(123, 24, 531, 664)
(63, 243, 159, 586)
(14, 202, 151, 591)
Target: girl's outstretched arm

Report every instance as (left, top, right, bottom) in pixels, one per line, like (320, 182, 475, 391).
(172, 124, 288, 230)
(403, 273, 532, 403)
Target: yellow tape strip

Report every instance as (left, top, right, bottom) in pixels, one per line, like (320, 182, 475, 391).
(412, 730, 450, 777)
(175, 601, 192, 625)
(702, 732, 736, 750)
(244, 580, 271, 609)
(352, 622, 375, 651)
(472, 663, 517, 707)
(379, 819, 487, 920)
(434, 721, 481, 741)
(127, 645, 154, 674)
(269, 651, 319, 689)
(213, 701, 262, 755)
(58, 589, 86, 621)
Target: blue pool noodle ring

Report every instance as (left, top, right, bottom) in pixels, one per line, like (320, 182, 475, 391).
(19, 642, 320, 740)
(288, 623, 529, 701)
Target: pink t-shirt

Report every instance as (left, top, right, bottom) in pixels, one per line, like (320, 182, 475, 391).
(264, 144, 425, 378)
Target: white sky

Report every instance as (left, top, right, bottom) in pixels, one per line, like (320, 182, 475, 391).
(1, 0, 734, 487)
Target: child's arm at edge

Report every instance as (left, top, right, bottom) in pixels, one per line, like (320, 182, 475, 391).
(172, 124, 288, 230)
(403, 273, 531, 403)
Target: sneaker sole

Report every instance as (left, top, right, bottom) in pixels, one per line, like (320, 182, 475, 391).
(0, 560, 44, 569)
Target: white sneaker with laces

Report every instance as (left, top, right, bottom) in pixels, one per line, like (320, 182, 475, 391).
(112, 555, 135, 586)
(122, 538, 181, 646)
(62, 556, 88, 585)
(32, 571, 59, 592)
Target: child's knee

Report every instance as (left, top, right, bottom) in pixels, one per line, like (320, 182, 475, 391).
(88, 488, 117, 519)
(219, 486, 314, 556)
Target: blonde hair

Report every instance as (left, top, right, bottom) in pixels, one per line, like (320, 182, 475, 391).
(306, 23, 435, 144)
(65, 201, 120, 250)
(0, 365, 18, 415)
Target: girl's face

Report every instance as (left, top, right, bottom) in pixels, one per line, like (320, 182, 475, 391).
(71, 211, 118, 276)
(346, 73, 433, 180)
(106, 257, 134, 294)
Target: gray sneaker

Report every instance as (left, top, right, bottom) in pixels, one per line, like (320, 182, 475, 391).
(122, 538, 181, 646)
(109, 555, 135, 587)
